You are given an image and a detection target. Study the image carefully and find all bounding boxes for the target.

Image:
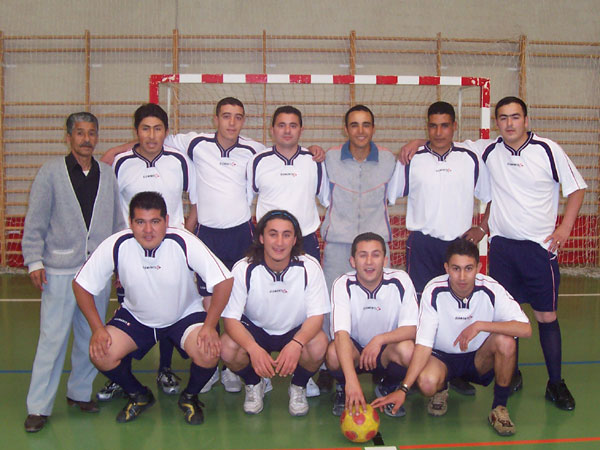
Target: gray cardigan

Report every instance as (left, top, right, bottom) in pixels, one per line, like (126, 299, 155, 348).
(22, 156, 126, 273)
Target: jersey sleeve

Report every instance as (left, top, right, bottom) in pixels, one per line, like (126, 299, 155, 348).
(387, 160, 407, 201)
(460, 139, 494, 157)
(74, 234, 117, 295)
(550, 142, 587, 197)
(330, 275, 351, 336)
(491, 282, 530, 324)
(246, 154, 258, 206)
(185, 232, 232, 292)
(304, 257, 331, 318)
(221, 260, 250, 321)
(164, 132, 196, 160)
(473, 150, 492, 203)
(316, 161, 330, 208)
(415, 284, 439, 349)
(183, 151, 198, 205)
(396, 272, 419, 328)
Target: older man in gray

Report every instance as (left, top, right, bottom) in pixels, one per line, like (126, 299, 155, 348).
(22, 112, 124, 432)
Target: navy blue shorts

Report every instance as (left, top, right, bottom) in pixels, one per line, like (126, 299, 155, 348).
(431, 349, 494, 386)
(406, 231, 459, 296)
(489, 236, 560, 312)
(107, 308, 206, 360)
(241, 315, 302, 353)
(195, 220, 254, 296)
(302, 232, 321, 262)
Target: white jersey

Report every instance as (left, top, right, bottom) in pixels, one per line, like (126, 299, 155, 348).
(248, 146, 330, 236)
(391, 143, 491, 241)
(222, 254, 330, 335)
(464, 133, 587, 249)
(113, 144, 196, 228)
(165, 132, 266, 229)
(417, 273, 529, 354)
(330, 268, 418, 347)
(75, 227, 231, 328)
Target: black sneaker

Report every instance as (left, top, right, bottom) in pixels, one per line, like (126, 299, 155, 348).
(509, 370, 523, 396)
(157, 368, 181, 395)
(316, 369, 334, 394)
(97, 380, 125, 401)
(178, 391, 205, 425)
(545, 379, 575, 410)
(449, 377, 476, 396)
(116, 388, 156, 423)
(332, 384, 345, 416)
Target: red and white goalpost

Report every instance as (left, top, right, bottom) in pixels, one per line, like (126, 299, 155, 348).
(149, 73, 491, 269)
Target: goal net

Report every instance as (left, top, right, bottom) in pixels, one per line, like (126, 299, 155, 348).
(150, 73, 490, 268)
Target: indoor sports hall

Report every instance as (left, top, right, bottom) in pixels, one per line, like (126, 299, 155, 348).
(1, 1, 599, 449)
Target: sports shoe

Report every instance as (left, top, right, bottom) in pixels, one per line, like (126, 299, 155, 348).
(157, 368, 181, 395)
(427, 388, 449, 417)
(545, 379, 575, 410)
(200, 367, 220, 394)
(509, 370, 523, 395)
(488, 405, 516, 435)
(306, 377, 320, 397)
(116, 388, 155, 423)
(243, 379, 266, 414)
(178, 391, 205, 425)
(375, 383, 406, 418)
(449, 377, 476, 396)
(316, 369, 334, 393)
(221, 367, 243, 393)
(332, 384, 345, 416)
(96, 380, 125, 401)
(66, 397, 99, 413)
(263, 377, 273, 394)
(24, 414, 48, 433)
(288, 384, 309, 416)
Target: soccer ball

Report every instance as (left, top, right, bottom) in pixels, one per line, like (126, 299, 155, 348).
(340, 404, 380, 443)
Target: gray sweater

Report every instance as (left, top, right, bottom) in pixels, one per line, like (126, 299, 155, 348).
(22, 156, 125, 273)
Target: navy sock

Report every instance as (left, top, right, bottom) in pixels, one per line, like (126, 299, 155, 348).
(233, 364, 261, 386)
(158, 338, 175, 370)
(328, 368, 346, 385)
(514, 337, 520, 376)
(383, 362, 407, 388)
(186, 363, 217, 395)
(101, 355, 144, 395)
(538, 320, 562, 384)
(291, 365, 316, 387)
(492, 383, 511, 408)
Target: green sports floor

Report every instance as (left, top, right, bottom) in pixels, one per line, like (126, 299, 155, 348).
(1, 273, 599, 450)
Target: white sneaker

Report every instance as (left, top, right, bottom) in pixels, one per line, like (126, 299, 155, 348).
(244, 379, 266, 414)
(263, 377, 273, 394)
(288, 384, 309, 416)
(221, 367, 243, 393)
(306, 377, 320, 397)
(200, 367, 220, 394)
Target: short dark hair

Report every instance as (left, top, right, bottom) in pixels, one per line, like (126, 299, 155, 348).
(134, 103, 168, 130)
(495, 96, 528, 118)
(445, 238, 479, 264)
(272, 106, 303, 127)
(351, 232, 386, 257)
(344, 104, 375, 127)
(66, 112, 98, 135)
(246, 210, 304, 264)
(216, 97, 245, 116)
(129, 191, 167, 220)
(427, 101, 456, 122)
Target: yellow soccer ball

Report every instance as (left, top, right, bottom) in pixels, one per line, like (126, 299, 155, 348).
(340, 404, 380, 443)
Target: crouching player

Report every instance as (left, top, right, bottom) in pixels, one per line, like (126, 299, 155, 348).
(372, 239, 531, 436)
(220, 210, 330, 416)
(73, 191, 233, 424)
(326, 232, 418, 418)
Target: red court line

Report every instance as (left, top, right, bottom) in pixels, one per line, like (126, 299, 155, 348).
(397, 436, 600, 448)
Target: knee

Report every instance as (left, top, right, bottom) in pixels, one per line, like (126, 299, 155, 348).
(220, 333, 242, 365)
(325, 341, 340, 370)
(417, 371, 442, 396)
(305, 331, 328, 362)
(191, 351, 219, 368)
(494, 334, 517, 358)
(391, 340, 415, 366)
(91, 354, 119, 372)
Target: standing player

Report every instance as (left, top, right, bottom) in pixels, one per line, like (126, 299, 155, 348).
(22, 112, 125, 432)
(326, 232, 417, 418)
(97, 103, 198, 401)
(399, 96, 587, 410)
(372, 239, 532, 436)
(220, 210, 330, 416)
(73, 192, 233, 425)
(248, 106, 329, 261)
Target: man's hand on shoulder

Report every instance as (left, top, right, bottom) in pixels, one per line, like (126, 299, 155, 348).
(308, 145, 325, 163)
(398, 139, 426, 165)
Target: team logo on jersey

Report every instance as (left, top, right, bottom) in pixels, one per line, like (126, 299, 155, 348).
(363, 306, 382, 311)
(454, 314, 473, 320)
(269, 288, 288, 294)
(143, 173, 160, 178)
(435, 168, 452, 173)
(220, 160, 237, 167)
(143, 265, 161, 270)
(507, 162, 524, 167)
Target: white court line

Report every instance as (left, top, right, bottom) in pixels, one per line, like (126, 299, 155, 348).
(1, 294, 600, 302)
